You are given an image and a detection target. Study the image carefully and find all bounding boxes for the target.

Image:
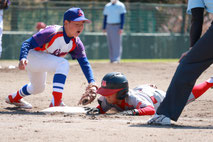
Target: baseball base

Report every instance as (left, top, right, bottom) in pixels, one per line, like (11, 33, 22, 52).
(41, 106, 89, 114)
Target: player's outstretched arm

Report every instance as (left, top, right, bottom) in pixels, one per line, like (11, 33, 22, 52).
(119, 105, 155, 116)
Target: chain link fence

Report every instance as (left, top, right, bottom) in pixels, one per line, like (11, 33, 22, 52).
(3, 0, 190, 34)
(6, 1, 213, 59)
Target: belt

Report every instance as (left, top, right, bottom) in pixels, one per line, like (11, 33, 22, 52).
(108, 23, 120, 25)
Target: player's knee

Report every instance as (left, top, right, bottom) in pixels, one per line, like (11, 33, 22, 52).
(56, 59, 69, 75)
(175, 77, 194, 88)
(30, 84, 45, 94)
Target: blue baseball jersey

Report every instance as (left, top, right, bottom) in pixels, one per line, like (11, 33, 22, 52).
(187, 0, 213, 14)
(103, 1, 126, 24)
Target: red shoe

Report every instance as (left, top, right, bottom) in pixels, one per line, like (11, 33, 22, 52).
(5, 95, 32, 109)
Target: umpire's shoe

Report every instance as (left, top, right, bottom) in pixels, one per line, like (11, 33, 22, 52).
(147, 114, 171, 125)
(5, 95, 32, 109)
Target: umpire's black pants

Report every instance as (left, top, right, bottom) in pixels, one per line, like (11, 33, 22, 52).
(156, 22, 213, 121)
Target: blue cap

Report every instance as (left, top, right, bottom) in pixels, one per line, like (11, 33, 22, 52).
(63, 8, 91, 23)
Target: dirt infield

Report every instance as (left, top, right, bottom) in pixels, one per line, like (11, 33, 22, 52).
(1, 60, 213, 142)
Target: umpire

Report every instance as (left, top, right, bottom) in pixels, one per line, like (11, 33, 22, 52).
(102, 0, 126, 63)
(148, 0, 213, 125)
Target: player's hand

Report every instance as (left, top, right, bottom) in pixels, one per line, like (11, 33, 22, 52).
(118, 109, 139, 116)
(149, 84, 157, 89)
(178, 47, 192, 63)
(18, 58, 28, 70)
(119, 29, 123, 35)
(179, 51, 189, 63)
(86, 107, 100, 115)
(103, 30, 107, 35)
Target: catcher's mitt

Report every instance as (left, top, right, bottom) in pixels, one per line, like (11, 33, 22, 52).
(78, 83, 98, 105)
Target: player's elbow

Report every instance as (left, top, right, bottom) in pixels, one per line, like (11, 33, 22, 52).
(141, 109, 155, 115)
(149, 109, 156, 115)
(138, 106, 156, 116)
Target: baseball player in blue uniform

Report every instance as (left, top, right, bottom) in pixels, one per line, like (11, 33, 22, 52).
(87, 72, 213, 116)
(103, 0, 126, 63)
(148, 0, 213, 125)
(5, 8, 97, 109)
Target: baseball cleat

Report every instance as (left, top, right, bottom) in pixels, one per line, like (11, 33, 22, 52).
(5, 95, 32, 109)
(147, 114, 171, 125)
(111, 61, 120, 64)
(49, 101, 66, 107)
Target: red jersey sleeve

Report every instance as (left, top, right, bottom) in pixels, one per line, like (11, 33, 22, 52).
(96, 105, 106, 114)
(136, 105, 155, 115)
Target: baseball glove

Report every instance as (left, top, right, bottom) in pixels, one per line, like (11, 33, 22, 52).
(78, 83, 98, 105)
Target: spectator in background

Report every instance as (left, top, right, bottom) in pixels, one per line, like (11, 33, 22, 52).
(0, 0, 10, 58)
(102, 0, 126, 63)
(35, 22, 46, 32)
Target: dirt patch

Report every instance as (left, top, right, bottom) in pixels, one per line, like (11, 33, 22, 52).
(1, 61, 213, 142)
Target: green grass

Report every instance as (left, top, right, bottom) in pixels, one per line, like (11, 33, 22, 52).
(88, 59, 179, 63)
(0, 59, 179, 64)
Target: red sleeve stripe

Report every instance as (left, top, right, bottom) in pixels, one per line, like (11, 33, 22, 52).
(34, 32, 63, 51)
(69, 38, 77, 52)
(136, 102, 142, 109)
(46, 32, 63, 49)
(150, 96, 158, 104)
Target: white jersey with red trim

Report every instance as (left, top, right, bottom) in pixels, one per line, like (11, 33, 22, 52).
(20, 25, 87, 60)
(97, 84, 166, 113)
(33, 25, 76, 57)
